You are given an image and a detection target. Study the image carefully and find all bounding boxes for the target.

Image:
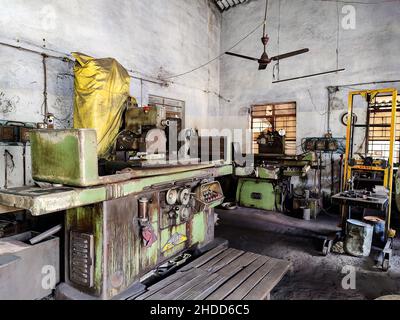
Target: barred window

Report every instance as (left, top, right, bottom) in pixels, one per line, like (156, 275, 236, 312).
(367, 96, 400, 164)
(251, 102, 297, 155)
(148, 95, 185, 127)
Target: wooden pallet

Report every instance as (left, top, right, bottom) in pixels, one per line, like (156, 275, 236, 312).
(135, 244, 291, 300)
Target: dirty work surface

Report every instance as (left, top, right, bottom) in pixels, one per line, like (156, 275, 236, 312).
(135, 243, 291, 300)
(216, 208, 400, 300)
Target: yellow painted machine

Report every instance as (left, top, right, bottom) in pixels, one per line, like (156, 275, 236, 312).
(332, 88, 398, 270)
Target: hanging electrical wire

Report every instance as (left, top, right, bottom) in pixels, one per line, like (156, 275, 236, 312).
(161, 19, 266, 80)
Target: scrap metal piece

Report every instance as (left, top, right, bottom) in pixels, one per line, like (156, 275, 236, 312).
(29, 224, 62, 245)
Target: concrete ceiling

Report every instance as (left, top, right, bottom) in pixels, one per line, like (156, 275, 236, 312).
(214, 0, 248, 12)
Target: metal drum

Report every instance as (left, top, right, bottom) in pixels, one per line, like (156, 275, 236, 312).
(344, 219, 374, 257)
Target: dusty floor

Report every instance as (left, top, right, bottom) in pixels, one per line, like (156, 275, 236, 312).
(215, 208, 400, 300)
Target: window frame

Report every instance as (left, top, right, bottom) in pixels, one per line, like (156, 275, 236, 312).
(148, 95, 186, 128)
(367, 96, 400, 164)
(250, 101, 297, 156)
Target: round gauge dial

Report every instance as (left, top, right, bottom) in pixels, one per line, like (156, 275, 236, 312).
(166, 189, 178, 205)
(178, 188, 191, 206)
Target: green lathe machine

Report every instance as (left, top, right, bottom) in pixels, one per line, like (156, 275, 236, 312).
(0, 118, 232, 300)
(235, 130, 318, 213)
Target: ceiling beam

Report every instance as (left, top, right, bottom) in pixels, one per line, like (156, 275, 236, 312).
(213, 0, 248, 12)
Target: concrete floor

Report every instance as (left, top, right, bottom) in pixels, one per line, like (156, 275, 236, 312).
(215, 208, 400, 300)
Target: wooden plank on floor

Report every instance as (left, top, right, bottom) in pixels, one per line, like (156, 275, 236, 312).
(202, 249, 244, 273)
(180, 274, 227, 300)
(216, 252, 258, 278)
(142, 269, 204, 300)
(224, 258, 279, 300)
(135, 272, 184, 300)
(206, 255, 269, 300)
(162, 273, 220, 300)
(192, 277, 228, 300)
(199, 248, 237, 271)
(179, 243, 228, 272)
(243, 260, 291, 300)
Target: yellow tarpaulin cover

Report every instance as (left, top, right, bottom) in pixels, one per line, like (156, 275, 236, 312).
(72, 52, 130, 158)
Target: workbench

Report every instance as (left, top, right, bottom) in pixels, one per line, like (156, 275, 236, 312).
(134, 243, 291, 300)
(331, 192, 389, 212)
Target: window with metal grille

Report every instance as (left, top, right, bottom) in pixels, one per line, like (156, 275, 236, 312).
(148, 95, 185, 128)
(367, 96, 400, 164)
(251, 102, 297, 155)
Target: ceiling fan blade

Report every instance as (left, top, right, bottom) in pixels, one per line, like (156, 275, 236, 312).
(225, 52, 259, 62)
(271, 48, 309, 61)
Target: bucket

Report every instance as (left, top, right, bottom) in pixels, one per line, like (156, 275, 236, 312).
(364, 216, 386, 245)
(302, 207, 311, 221)
(344, 219, 373, 257)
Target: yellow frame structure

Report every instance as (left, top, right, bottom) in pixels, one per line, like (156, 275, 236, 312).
(342, 88, 398, 235)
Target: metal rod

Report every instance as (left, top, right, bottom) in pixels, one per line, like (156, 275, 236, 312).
(29, 224, 62, 245)
(333, 80, 400, 88)
(0, 41, 166, 87)
(4, 150, 8, 189)
(22, 143, 26, 186)
(42, 54, 48, 121)
(263, 0, 268, 37)
(272, 68, 345, 84)
(0, 41, 72, 61)
(331, 152, 334, 195)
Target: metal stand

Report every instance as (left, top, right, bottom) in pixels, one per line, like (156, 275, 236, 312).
(331, 88, 398, 271)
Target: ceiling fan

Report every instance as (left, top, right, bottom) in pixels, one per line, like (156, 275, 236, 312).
(225, 0, 309, 70)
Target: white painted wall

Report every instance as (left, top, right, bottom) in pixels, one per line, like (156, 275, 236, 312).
(217, 0, 400, 192)
(1, 0, 399, 193)
(0, 0, 222, 188)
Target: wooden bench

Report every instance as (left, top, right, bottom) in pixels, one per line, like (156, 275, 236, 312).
(134, 244, 291, 300)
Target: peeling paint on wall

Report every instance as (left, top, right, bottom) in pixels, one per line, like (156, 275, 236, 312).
(0, 0, 222, 188)
(0, 92, 19, 116)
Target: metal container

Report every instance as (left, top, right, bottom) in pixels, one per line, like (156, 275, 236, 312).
(364, 216, 386, 245)
(302, 208, 311, 221)
(344, 219, 373, 257)
(30, 129, 99, 186)
(0, 231, 60, 300)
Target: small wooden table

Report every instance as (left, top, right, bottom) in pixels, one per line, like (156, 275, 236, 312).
(135, 244, 291, 300)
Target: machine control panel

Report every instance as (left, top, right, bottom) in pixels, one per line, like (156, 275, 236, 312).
(202, 189, 222, 203)
(195, 181, 224, 205)
(160, 186, 196, 228)
(160, 181, 225, 229)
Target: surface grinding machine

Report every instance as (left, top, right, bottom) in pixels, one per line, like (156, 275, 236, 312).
(0, 109, 232, 299)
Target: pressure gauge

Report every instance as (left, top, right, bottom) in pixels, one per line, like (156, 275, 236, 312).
(166, 189, 178, 205)
(178, 188, 191, 206)
(278, 129, 286, 137)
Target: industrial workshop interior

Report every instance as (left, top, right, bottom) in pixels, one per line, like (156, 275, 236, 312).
(0, 0, 400, 308)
